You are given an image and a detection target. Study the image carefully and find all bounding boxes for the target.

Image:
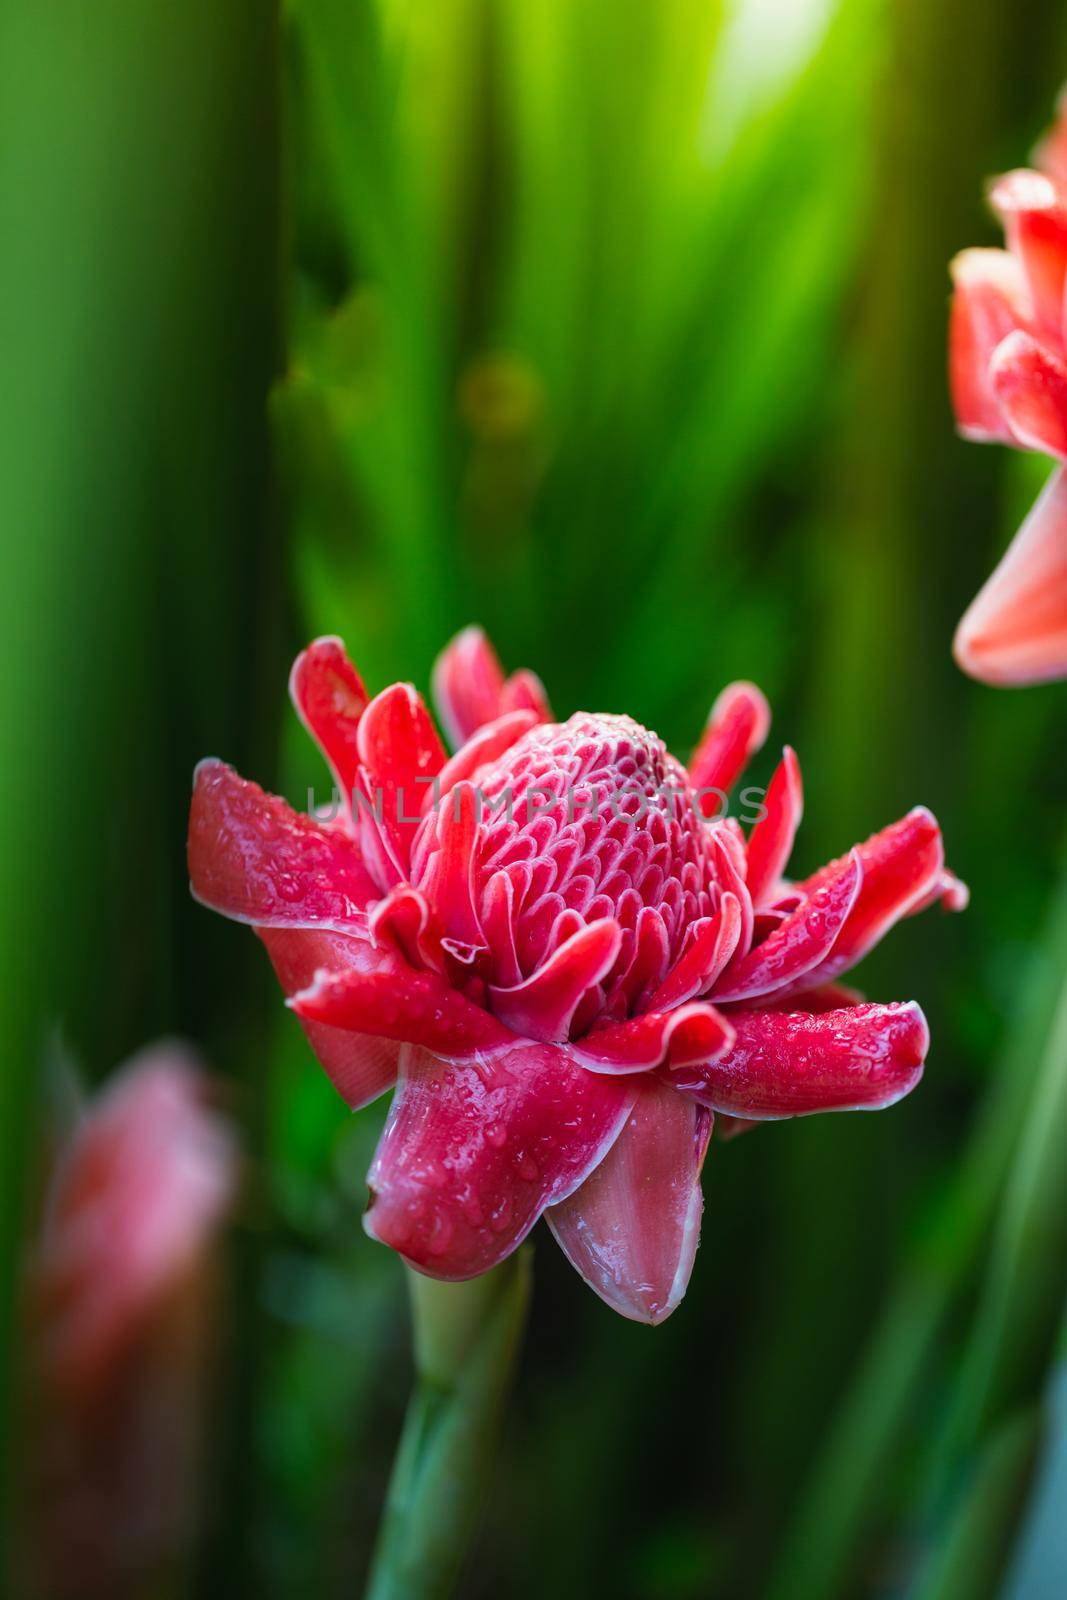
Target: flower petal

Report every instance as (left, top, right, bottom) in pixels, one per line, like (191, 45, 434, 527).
(745, 747, 803, 908)
(647, 894, 743, 1010)
(489, 919, 622, 1042)
(662, 1002, 929, 1117)
(990, 329, 1067, 459)
(570, 1002, 734, 1074)
(188, 759, 376, 931)
(688, 681, 771, 816)
(289, 957, 514, 1059)
(712, 853, 862, 1004)
(413, 781, 486, 950)
(357, 683, 447, 864)
(949, 248, 1034, 441)
(364, 1042, 635, 1279)
(990, 169, 1067, 342)
(955, 464, 1067, 685)
(788, 808, 946, 987)
(289, 636, 369, 805)
(546, 1079, 712, 1324)
(258, 927, 401, 1108)
(431, 626, 551, 750)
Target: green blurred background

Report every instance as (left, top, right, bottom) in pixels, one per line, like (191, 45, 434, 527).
(5, 0, 1067, 1594)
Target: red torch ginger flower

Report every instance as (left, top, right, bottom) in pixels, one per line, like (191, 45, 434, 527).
(27, 1047, 236, 1596)
(950, 88, 1067, 684)
(189, 628, 962, 1323)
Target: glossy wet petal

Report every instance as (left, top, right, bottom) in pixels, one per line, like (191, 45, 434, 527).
(188, 760, 377, 931)
(364, 1042, 635, 1279)
(662, 1002, 929, 1117)
(713, 853, 862, 1004)
(788, 808, 945, 987)
(289, 957, 515, 1059)
(570, 1002, 734, 1074)
(547, 1079, 712, 1324)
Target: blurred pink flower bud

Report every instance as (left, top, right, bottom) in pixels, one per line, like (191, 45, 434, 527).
(24, 1047, 236, 1597)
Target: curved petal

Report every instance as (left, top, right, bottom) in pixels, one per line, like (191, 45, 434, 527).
(357, 683, 446, 865)
(289, 957, 515, 1059)
(413, 781, 486, 950)
(188, 760, 376, 932)
(712, 853, 862, 1004)
(662, 1002, 929, 1117)
(258, 927, 401, 1109)
(948, 248, 1034, 441)
(955, 464, 1067, 685)
(289, 636, 369, 804)
(364, 1042, 635, 1279)
(990, 169, 1067, 342)
(432, 626, 551, 750)
(990, 329, 1067, 459)
(647, 895, 743, 1010)
(489, 919, 622, 1042)
(745, 747, 803, 908)
(570, 1002, 734, 1074)
(688, 681, 771, 816)
(788, 808, 946, 987)
(546, 1080, 712, 1324)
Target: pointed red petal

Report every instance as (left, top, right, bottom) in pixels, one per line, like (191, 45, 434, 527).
(489, 919, 622, 1042)
(289, 636, 369, 801)
(547, 1079, 711, 1324)
(990, 169, 1067, 342)
(955, 464, 1067, 685)
(357, 683, 446, 865)
(662, 1002, 929, 1117)
(949, 249, 1034, 441)
(713, 853, 862, 1004)
(570, 1002, 734, 1074)
(368, 885, 448, 975)
(790, 808, 946, 986)
(289, 959, 513, 1059)
(648, 895, 743, 1010)
(431, 626, 551, 750)
(415, 781, 486, 949)
(258, 927, 400, 1109)
(188, 760, 376, 931)
(688, 681, 771, 816)
(364, 1042, 635, 1279)
(990, 329, 1067, 458)
(745, 747, 804, 908)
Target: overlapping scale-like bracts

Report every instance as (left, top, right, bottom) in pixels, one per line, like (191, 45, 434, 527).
(189, 626, 964, 1322)
(949, 90, 1067, 684)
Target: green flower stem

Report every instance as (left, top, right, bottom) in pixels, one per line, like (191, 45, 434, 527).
(365, 1251, 532, 1600)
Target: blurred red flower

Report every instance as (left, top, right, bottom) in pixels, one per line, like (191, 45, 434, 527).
(950, 89, 1067, 684)
(26, 1048, 235, 1597)
(189, 629, 962, 1323)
